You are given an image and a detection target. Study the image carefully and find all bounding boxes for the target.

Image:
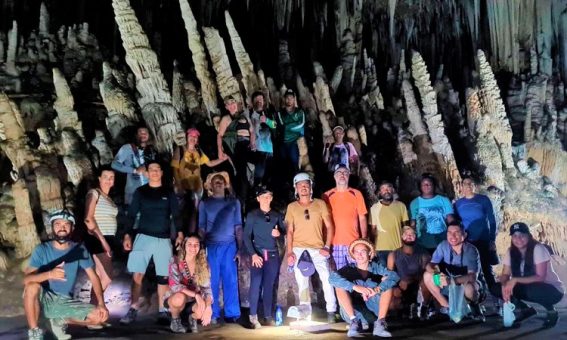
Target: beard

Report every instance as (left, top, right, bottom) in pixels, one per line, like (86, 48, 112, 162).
(54, 231, 71, 244)
(380, 193, 393, 202)
(402, 240, 416, 246)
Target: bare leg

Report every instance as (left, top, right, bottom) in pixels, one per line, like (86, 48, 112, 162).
(191, 300, 204, 320)
(67, 307, 109, 326)
(423, 272, 448, 308)
(389, 287, 402, 310)
(131, 272, 144, 308)
(464, 282, 479, 302)
(335, 288, 355, 319)
(420, 279, 432, 305)
(157, 284, 169, 310)
(23, 283, 42, 329)
(91, 253, 113, 305)
(167, 293, 188, 318)
(378, 289, 393, 320)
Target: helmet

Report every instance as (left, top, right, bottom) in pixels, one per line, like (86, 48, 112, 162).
(48, 209, 76, 226)
(293, 172, 312, 187)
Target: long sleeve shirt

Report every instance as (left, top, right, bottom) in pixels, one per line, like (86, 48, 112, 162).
(276, 108, 305, 143)
(166, 256, 212, 301)
(251, 110, 276, 154)
(329, 261, 400, 293)
(243, 209, 286, 255)
(454, 194, 497, 242)
(125, 184, 180, 239)
(198, 197, 242, 245)
(111, 143, 157, 204)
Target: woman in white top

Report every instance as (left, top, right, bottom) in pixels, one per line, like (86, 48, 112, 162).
(84, 165, 119, 307)
(492, 222, 564, 328)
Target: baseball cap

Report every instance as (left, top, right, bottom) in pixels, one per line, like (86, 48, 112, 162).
(297, 250, 315, 277)
(333, 163, 349, 174)
(255, 184, 272, 197)
(509, 222, 530, 235)
(284, 88, 296, 97)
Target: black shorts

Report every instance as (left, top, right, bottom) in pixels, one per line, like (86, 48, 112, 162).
(85, 235, 117, 255)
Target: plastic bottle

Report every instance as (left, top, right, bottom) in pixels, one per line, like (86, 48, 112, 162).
(275, 305, 283, 326)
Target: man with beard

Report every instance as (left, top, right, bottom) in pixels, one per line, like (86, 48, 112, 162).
(24, 210, 109, 340)
(323, 164, 368, 270)
(112, 126, 158, 205)
(387, 226, 431, 319)
(276, 89, 305, 184)
(250, 91, 276, 186)
(369, 181, 410, 265)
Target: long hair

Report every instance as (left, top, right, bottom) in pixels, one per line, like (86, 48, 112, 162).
(178, 234, 210, 287)
(510, 234, 537, 277)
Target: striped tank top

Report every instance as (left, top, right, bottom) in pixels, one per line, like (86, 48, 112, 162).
(90, 189, 118, 236)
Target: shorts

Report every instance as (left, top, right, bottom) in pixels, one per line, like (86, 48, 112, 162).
(127, 234, 172, 277)
(85, 235, 117, 255)
(39, 289, 94, 320)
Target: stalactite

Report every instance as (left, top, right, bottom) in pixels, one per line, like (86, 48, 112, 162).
(524, 75, 548, 143)
(90, 130, 114, 166)
(330, 66, 343, 94)
(171, 60, 187, 116)
(202, 27, 243, 106)
(38, 2, 49, 37)
(225, 10, 259, 102)
(12, 179, 40, 257)
(112, 0, 182, 153)
(278, 40, 293, 85)
(312, 63, 335, 116)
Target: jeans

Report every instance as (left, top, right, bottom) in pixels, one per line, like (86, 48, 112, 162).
(207, 242, 241, 319)
(279, 142, 299, 179)
(254, 152, 272, 185)
(471, 240, 497, 290)
(490, 282, 564, 310)
(338, 293, 381, 323)
(249, 251, 280, 317)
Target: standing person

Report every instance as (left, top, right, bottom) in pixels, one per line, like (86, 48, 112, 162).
(370, 181, 410, 265)
(250, 91, 276, 186)
(491, 222, 564, 328)
(322, 125, 359, 174)
(171, 128, 229, 232)
(111, 126, 158, 205)
(329, 239, 399, 338)
(286, 172, 337, 323)
(387, 226, 431, 318)
(165, 235, 213, 333)
(244, 185, 285, 328)
(422, 221, 486, 321)
(84, 165, 118, 312)
(323, 164, 367, 270)
(23, 210, 109, 340)
(276, 89, 305, 183)
(198, 172, 243, 324)
(120, 161, 184, 325)
(410, 174, 455, 253)
(217, 96, 256, 204)
(454, 176, 498, 290)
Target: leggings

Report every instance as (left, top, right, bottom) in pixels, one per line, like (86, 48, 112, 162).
(490, 282, 564, 310)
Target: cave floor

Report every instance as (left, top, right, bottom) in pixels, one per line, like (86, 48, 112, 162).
(1, 305, 566, 340)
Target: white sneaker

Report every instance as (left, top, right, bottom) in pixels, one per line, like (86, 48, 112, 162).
(372, 319, 392, 338)
(49, 318, 72, 340)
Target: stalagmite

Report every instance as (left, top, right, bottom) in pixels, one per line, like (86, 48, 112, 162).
(313, 70, 335, 115)
(297, 137, 313, 175)
(179, 0, 218, 120)
(171, 60, 187, 116)
(60, 130, 93, 187)
(182, 80, 202, 113)
(112, 0, 182, 153)
(52, 68, 83, 138)
(524, 75, 548, 143)
(401, 79, 427, 137)
(319, 111, 334, 145)
(412, 51, 460, 196)
(6, 21, 19, 77)
(91, 130, 114, 166)
(330, 66, 343, 93)
(39, 2, 50, 36)
(202, 27, 243, 106)
(225, 10, 259, 101)
(295, 75, 317, 114)
(12, 179, 40, 258)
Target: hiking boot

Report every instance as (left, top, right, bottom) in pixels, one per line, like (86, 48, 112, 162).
(28, 327, 44, 340)
(346, 318, 360, 337)
(188, 314, 199, 333)
(120, 307, 138, 325)
(157, 310, 171, 325)
(372, 319, 392, 337)
(327, 312, 337, 323)
(470, 303, 486, 322)
(516, 306, 537, 322)
(249, 315, 262, 329)
(543, 310, 559, 328)
(169, 318, 187, 333)
(262, 317, 276, 326)
(49, 318, 71, 340)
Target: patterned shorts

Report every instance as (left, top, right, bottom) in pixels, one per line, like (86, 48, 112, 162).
(40, 289, 94, 321)
(332, 245, 355, 270)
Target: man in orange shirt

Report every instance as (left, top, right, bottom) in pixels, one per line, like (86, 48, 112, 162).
(323, 164, 368, 270)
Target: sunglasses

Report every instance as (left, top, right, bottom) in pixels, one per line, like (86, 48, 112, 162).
(304, 209, 310, 220)
(264, 213, 271, 223)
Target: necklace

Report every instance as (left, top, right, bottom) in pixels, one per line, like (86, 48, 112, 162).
(181, 259, 196, 281)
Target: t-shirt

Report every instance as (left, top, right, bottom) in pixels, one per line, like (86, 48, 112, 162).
(198, 197, 242, 244)
(171, 147, 210, 192)
(392, 246, 429, 281)
(432, 241, 481, 280)
(454, 194, 496, 242)
(327, 143, 358, 172)
(88, 189, 118, 236)
(251, 110, 276, 154)
(502, 243, 564, 291)
(370, 201, 409, 251)
(323, 188, 367, 246)
(410, 195, 453, 249)
(277, 108, 305, 143)
(28, 241, 94, 296)
(285, 199, 329, 248)
(244, 209, 286, 254)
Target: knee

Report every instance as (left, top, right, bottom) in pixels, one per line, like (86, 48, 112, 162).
(23, 282, 41, 299)
(169, 293, 186, 308)
(132, 273, 144, 285)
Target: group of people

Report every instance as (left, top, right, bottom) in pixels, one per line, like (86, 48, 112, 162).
(22, 90, 564, 339)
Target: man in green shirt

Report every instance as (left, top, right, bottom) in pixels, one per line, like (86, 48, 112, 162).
(276, 89, 305, 182)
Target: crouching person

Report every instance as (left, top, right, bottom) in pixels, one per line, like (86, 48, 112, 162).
(329, 239, 399, 338)
(423, 221, 486, 321)
(24, 210, 109, 340)
(165, 235, 213, 333)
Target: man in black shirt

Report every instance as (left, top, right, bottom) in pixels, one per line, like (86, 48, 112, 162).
(120, 161, 183, 325)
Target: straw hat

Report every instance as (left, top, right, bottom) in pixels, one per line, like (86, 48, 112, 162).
(204, 171, 231, 192)
(348, 238, 375, 259)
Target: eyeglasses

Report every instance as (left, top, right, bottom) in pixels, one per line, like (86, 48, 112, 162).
(264, 213, 271, 223)
(304, 209, 310, 220)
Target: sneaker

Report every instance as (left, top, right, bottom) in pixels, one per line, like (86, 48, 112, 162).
(470, 303, 486, 322)
(262, 317, 276, 326)
(169, 318, 187, 333)
(188, 314, 199, 333)
(225, 317, 240, 324)
(409, 303, 419, 320)
(516, 306, 537, 322)
(327, 312, 337, 323)
(361, 319, 370, 331)
(372, 319, 392, 337)
(28, 328, 44, 340)
(49, 318, 71, 340)
(419, 304, 429, 321)
(439, 306, 450, 315)
(347, 318, 360, 337)
(249, 315, 262, 329)
(210, 318, 219, 325)
(543, 310, 559, 328)
(120, 307, 138, 325)
(157, 311, 171, 325)
(86, 324, 104, 330)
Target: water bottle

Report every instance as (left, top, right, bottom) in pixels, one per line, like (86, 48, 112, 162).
(275, 305, 283, 326)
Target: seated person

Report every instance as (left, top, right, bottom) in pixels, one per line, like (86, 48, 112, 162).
(329, 239, 399, 338)
(387, 226, 431, 318)
(423, 221, 486, 321)
(491, 222, 564, 328)
(165, 234, 213, 333)
(23, 210, 109, 340)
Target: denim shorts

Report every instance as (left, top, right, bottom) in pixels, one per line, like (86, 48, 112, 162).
(127, 234, 172, 277)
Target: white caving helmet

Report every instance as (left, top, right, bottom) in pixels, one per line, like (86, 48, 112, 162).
(293, 172, 313, 200)
(48, 209, 76, 227)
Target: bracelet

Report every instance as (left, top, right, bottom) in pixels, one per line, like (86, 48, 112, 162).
(433, 273, 441, 287)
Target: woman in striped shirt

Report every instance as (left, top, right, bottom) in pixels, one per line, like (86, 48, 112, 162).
(84, 165, 119, 306)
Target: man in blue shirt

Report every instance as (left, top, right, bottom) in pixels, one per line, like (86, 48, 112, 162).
(423, 221, 486, 321)
(23, 210, 108, 340)
(199, 171, 243, 323)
